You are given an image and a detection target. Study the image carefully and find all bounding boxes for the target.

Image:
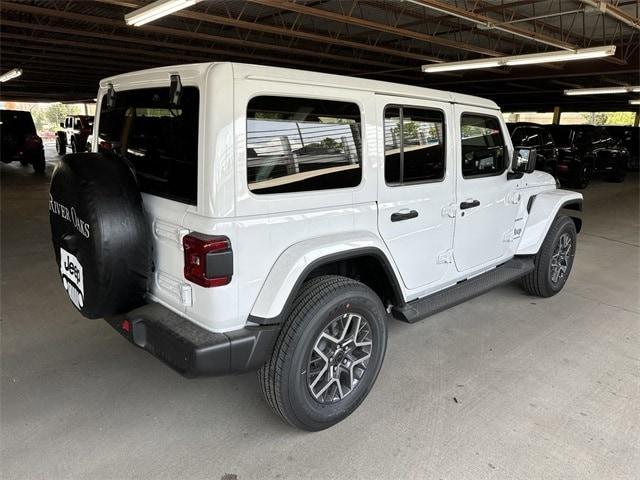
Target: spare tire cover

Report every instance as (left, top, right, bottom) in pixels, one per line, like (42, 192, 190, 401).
(50, 153, 151, 319)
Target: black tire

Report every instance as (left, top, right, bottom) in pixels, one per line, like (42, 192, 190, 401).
(259, 275, 388, 431)
(70, 138, 77, 153)
(56, 136, 66, 155)
(49, 153, 151, 318)
(32, 153, 45, 174)
(574, 164, 590, 189)
(608, 164, 627, 183)
(522, 215, 577, 298)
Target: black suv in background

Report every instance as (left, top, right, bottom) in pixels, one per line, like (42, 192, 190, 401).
(0, 109, 45, 173)
(547, 124, 628, 188)
(606, 125, 639, 171)
(507, 122, 558, 176)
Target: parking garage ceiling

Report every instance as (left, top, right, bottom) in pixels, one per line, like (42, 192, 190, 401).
(0, 0, 638, 111)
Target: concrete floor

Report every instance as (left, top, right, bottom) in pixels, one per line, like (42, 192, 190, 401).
(2, 150, 639, 480)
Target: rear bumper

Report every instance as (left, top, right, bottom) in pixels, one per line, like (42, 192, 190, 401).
(106, 302, 280, 378)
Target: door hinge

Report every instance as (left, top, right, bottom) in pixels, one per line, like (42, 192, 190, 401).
(437, 249, 453, 264)
(507, 192, 522, 205)
(441, 204, 457, 218)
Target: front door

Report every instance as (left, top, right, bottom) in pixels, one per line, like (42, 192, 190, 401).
(377, 97, 456, 290)
(453, 107, 520, 272)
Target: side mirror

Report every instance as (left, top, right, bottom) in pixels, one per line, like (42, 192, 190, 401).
(60, 122, 64, 128)
(512, 147, 537, 174)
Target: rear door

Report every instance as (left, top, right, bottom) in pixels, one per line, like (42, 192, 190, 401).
(376, 96, 456, 290)
(453, 106, 520, 272)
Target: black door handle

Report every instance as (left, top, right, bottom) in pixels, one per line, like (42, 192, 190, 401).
(460, 200, 480, 210)
(391, 210, 419, 222)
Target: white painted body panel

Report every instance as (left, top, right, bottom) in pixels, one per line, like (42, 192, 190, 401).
(516, 189, 583, 255)
(93, 62, 578, 333)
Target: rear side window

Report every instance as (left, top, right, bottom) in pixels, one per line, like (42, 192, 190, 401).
(247, 96, 362, 194)
(0, 110, 36, 135)
(461, 114, 505, 178)
(98, 87, 199, 205)
(384, 106, 445, 184)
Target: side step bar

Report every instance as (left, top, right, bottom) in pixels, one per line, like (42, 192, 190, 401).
(392, 257, 535, 324)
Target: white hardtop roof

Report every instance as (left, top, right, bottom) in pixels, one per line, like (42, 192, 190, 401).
(100, 62, 499, 110)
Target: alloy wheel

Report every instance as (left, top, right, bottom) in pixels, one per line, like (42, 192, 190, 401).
(550, 233, 572, 285)
(307, 313, 373, 404)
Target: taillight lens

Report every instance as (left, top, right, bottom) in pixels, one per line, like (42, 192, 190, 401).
(183, 233, 232, 287)
(25, 134, 42, 147)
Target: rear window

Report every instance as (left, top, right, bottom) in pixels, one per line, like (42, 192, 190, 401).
(98, 87, 199, 205)
(246, 96, 362, 194)
(0, 110, 37, 135)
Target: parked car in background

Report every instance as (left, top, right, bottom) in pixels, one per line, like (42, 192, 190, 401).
(507, 122, 558, 176)
(606, 125, 639, 171)
(0, 109, 45, 173)
(55, 115, 94, 155)
(547, 124, 628, 188)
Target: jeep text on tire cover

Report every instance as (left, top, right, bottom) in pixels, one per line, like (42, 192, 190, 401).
(49, 63, 583, 430)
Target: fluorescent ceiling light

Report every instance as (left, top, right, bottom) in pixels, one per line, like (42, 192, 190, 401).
(0, 68, 23, 82)
(421, 59, 502, 73)
(422, 45, 615, 73)
(564, 86, 640, 96)
(125, 0, 198, 27)
(629, 99, 640, 105)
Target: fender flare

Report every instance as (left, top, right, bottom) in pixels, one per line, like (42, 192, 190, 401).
(55, 131, 67, 145)
(517, 189, 583, 255)
(248, 232, 404, 325)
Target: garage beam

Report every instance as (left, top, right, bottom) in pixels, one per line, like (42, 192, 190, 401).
(0, 26, 414, 81)
(248, 0, 504, 57)
(406, 0, 579, 50)
(95, 0, 443, 64)
(579, 0, 640, 31)
(0, 2, 413, 72)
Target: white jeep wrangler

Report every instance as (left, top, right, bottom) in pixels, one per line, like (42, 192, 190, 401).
(49, 63, 582, 431)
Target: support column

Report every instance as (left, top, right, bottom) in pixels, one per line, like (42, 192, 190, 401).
(552, 106, 562, 125)
(634, 111, 639, 127)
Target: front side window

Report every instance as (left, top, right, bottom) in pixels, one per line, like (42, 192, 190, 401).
(98, 86, 199, 205)
(247, 96, 362, 194)
(460, 114, 505, 178)
(384, 106, 445, 184)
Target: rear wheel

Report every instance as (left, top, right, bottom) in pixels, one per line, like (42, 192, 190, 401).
(56, 137, 66, 155)
(32, 154, 45, 174)
(522, 216, 577, 298)
(259, 275, 388, 431)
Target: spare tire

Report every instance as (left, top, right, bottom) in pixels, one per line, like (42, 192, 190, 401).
(49, 153, 151, 319)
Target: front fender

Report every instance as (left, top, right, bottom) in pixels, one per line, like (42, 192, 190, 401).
(517, 189, 582, 255)
(248, 231, 402, 323)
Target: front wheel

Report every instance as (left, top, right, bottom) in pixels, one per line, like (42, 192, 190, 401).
(259, 275, 388, 431)
(522, 216, 577, 298)
(574, 164, 591, 189)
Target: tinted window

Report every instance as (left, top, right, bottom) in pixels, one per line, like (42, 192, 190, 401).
(98, 87, 199, 205)
(246, 96, 361, 194)
(384, 106, 445, 184)
(511, 127, 525, 147)
(549, 127, 572, 146)
(461, 114, 505, 178)
(0, 110, 36, 135)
